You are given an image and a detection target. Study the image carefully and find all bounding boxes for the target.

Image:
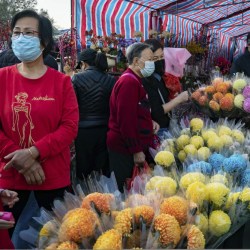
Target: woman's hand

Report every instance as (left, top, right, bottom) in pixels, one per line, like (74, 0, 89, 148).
(133, 151, 145, 166)
(22, 161, 45, 185)
(4, 146, 39, 172)
(175, 91, 189, 104)
(0, 190, 19, 208)
(152, 120, 160, 134)
(0, 215, 15, 229)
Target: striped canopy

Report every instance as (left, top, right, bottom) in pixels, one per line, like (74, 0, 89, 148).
(71, 0, 250, 59)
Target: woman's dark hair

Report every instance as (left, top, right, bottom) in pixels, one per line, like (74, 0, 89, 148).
(144, 39, 163, 52)
(126, 43, 151, 65)
(79, 48, 108, 72)
(11, 9, 54, 57)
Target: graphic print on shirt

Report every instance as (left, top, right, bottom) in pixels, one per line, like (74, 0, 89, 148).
(12, 92, 35, 148)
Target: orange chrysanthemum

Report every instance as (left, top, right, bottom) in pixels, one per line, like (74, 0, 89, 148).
(58, 208, 98, 243)
(191, 91, 202, 102)
(212, 77, 223, 88)
(209, 100, 220, 112)
(57, 241, 79, 250)
(198, 96, 208, 106)
(93, 229, 122, 250)
(220, 96, 234, 111)
(213, 92, 224, 102)
(154, 214, 181, 247)
(187, 225, 205, 249)
(224, 93, 234, 100)
(215, 82, 230, 94)
(160, 196, 189, 225)
(81, 192, 114, 213)
(114, 208, 132, 235)
(205, 86, 215, 94)
(133, 205, 155, 226)
(45, 243, 59, 250)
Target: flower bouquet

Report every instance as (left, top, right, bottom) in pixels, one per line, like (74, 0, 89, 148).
(191, 77, 245, 119)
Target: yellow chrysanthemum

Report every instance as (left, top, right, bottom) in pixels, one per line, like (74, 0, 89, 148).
(154, 151, 175, 167)
(180, 173, 206, 190)
(218, 125, 232, 136)
(239, 188, 250, 209)
(201, 130, 217, 142)
(220, 135, 233, 147)
(176, 135, 190, 150)
(114, 208, 132, 235)
(231, 129, 245, 143)
(190, 136, 204, 149)
(190, 118, 204, 132)
(39, 220, 57, 237)
(186, 181, 207, 205)
(206, 183, 229, 207)
(209, 210, 231, 237)
(160, 196, 189, 225)
(197, 147, 211, 161)
(210, 174, 229, 186)
(184, 144, 198, 156)
(57, 241, 79, 250)
(233, 79, 247, 92)
(195, 213, 208, 234)
(133, 205, 155, 226)
(154, 214, 181, 247)
(81, 192, 114, 213)
(178, 150, 187, 162)
(207, 136, 224, 151)
(146, 176, 177, 196)
(234, 94, 244, 108)
(93, 229, 122, 250)
(225, 192, 240, 209)
(187, 225, 205, 249)
(58, 208, 98, 243)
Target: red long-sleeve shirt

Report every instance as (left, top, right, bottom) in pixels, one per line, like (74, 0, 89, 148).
(107, 68, 153, 154)
(0, 65, 79, 190)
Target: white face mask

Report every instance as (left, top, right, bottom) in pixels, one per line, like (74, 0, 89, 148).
(139, 60, 155, 77)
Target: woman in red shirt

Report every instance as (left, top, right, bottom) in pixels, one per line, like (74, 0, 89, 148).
(0, 10, 78, 238)
(107, 43, 159, 192)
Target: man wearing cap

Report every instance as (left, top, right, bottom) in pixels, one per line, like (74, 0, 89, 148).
(230, 33, 250, 77)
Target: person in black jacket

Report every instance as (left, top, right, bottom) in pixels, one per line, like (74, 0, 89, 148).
(72, 48, 116, 178)
(142, 39, 188, 131)
(230, 33, 250, 77)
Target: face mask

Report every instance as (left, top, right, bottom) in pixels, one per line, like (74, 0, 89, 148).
(154, 59, 165, 76)
(12, 35, 42, 62)
(139, 60, 155, 77)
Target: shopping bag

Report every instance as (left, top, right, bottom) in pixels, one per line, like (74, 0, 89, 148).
(126, 161, 151, 191)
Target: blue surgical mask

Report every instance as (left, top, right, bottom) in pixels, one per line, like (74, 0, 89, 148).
(139, 60, 155, 77)
(12, 35, 43, 62)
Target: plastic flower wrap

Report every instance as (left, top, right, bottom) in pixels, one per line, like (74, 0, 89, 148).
(93, 229, 122, 250)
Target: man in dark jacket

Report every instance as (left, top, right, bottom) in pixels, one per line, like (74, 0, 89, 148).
(0, 49, 58, 70)
(230, 33, 250, 77)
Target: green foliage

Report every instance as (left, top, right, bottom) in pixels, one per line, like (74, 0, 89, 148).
(0, 0, 37, 22)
